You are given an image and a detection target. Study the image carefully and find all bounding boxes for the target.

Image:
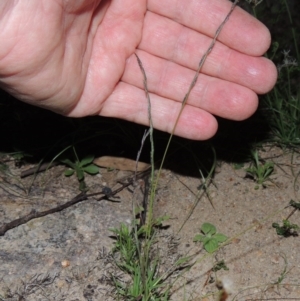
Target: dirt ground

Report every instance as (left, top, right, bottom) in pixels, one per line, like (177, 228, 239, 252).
(0, 145, 300, 301)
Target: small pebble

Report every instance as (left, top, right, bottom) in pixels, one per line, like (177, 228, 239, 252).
(61, 260, 70, 268)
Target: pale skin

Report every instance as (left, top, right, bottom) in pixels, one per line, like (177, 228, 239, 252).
(0, 0, 277, 140)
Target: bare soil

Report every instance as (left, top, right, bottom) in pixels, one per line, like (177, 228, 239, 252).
(0, 145, 300, 301)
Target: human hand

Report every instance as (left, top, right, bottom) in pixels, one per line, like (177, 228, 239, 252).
(0, 0, 277, 140)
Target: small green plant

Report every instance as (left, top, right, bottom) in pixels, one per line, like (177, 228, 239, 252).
(272, 220, 299, 237)
(272, 200, 300, 237)
(193, 223, 228, 253)
(110, 223, 141, 274)
(245, 150, 274, 188)
(289, 199, 300, 210)
(110, 223, 171, 301)
(61, 147, 99, 191)
(212, 260, 229, 272)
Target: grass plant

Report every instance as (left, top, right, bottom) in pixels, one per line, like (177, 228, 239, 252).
(262, 54, 300, 147)
(108, 2, 239, 300)
(251, 0, 300, 148)
(245, 150, 274, 188)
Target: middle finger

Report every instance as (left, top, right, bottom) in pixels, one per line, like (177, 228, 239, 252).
(138, 11, 275, 94)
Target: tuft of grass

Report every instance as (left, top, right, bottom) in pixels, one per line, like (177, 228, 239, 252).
(251, 0, 300, 148)
(262, 56, 300, 148)
(109, 220, 193, 301)
(109, 223, 172, 301)
(245, 150, 274, 188)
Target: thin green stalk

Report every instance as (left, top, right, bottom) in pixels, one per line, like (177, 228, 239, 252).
(135, 0, 239, 235)
(132, 2, 239, 299)
(286, 60, 292, 100)
(283, 0, 300, 62)
(134, 54, 156, 239)
(134, 54, 156, 300)
(153, 0, 239, 190)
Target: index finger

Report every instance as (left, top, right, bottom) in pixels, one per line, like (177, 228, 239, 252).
(148, 0, 271, 56)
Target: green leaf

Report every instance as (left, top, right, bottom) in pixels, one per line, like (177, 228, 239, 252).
(64, 169, 74, 176)
(213, 233, 228, 243)
(202, 237, 211, 245)
(61, 158, 76, 168)
(204, 238, 219, 253)
(76, 169, 84, 181)
(193, 234, 205, 242)
(80, 155, 94, 167)
(152, 215, 170, 227)
(134, 205, 144, 216)
(83, 164, 99, 174)
(175, 256, 191, 266)
(201, 223, 216, 235)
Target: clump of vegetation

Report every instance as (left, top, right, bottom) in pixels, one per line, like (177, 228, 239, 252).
(109, 223, 174, 301)
(255, 0, 300, 147)
(212, 260, 229, 272)
(245, 150, 274, 188)
(193, 223, 228, 254)
(272, 199, 300, 237)
(272, 220, 299, 237)
(61, 147, 99, 191)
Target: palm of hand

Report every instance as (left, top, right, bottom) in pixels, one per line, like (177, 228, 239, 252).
(0, 0, 144, 113)
(0, 0, 277, 139)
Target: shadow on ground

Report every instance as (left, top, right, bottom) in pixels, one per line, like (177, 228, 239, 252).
(0, 90, 271, 178)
